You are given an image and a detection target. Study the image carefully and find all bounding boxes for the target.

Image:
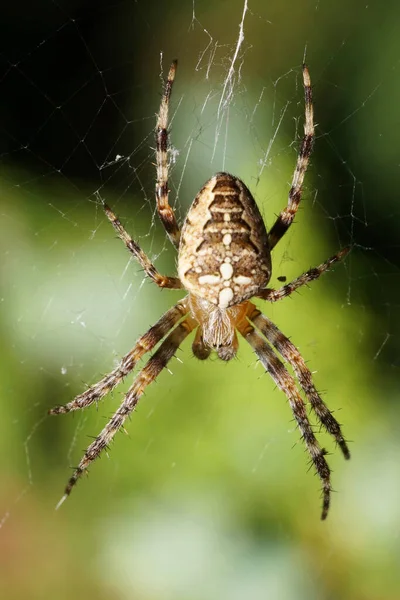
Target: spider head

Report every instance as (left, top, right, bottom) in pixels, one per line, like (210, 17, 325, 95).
(189, 294, 249, 361)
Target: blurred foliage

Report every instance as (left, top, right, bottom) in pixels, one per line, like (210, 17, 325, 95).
(1, 1, 400, 599)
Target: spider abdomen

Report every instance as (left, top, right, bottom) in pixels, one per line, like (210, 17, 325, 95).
(178, 172, 271, 308)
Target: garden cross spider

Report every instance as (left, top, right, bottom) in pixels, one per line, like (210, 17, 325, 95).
(50, 61, 350, 519)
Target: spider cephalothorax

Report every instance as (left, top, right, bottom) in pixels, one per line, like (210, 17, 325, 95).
(50, 60, 350, 519)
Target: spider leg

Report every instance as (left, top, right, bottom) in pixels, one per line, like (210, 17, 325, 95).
(249, 308, 350, 460)
(257, 247, 349, 302)
(237, 314, 332, 520)
(104, 203, 182, 289)
(192, 327, 212, 360)
(155, 60, 181, 248)
(57, 316, 196, 506)
(268, 65, 314, 250)
(49, 300, 189, 415)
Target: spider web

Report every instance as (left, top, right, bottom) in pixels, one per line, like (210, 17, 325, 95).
(1, 0, 400, 598)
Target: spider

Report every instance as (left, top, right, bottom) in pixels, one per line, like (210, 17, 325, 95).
(50, 60, 350, 519)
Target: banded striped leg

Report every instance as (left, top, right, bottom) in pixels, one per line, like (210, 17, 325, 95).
(250, 309, 350, 460)
(257, 248, 349, 302)
(155, 60, 181, 248)
(104, 204, 182, 289)
(268, 65, 314, 250)
(57, 317, 196, 506)
(237, 316, 332, 520)
(49, 300, 189, 415)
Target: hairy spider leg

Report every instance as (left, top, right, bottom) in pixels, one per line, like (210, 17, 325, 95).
(268, 65, 314, 250)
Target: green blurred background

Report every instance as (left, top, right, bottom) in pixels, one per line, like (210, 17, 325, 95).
(1, 0, 400, 598)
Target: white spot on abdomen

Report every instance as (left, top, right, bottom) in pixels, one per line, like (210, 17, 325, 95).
(233, 275, 252, 285)
(220, 262, 233, 280)
(198, 274, 221, 285)
(218, 287, 234, 308)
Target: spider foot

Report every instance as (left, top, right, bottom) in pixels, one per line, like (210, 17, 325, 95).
(321, 484, 331, 521)
(338, 438, 351, 460)
(48, 405, 69, 415)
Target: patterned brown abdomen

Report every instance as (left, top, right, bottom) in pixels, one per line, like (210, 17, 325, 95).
(178, 172, 271, 308)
